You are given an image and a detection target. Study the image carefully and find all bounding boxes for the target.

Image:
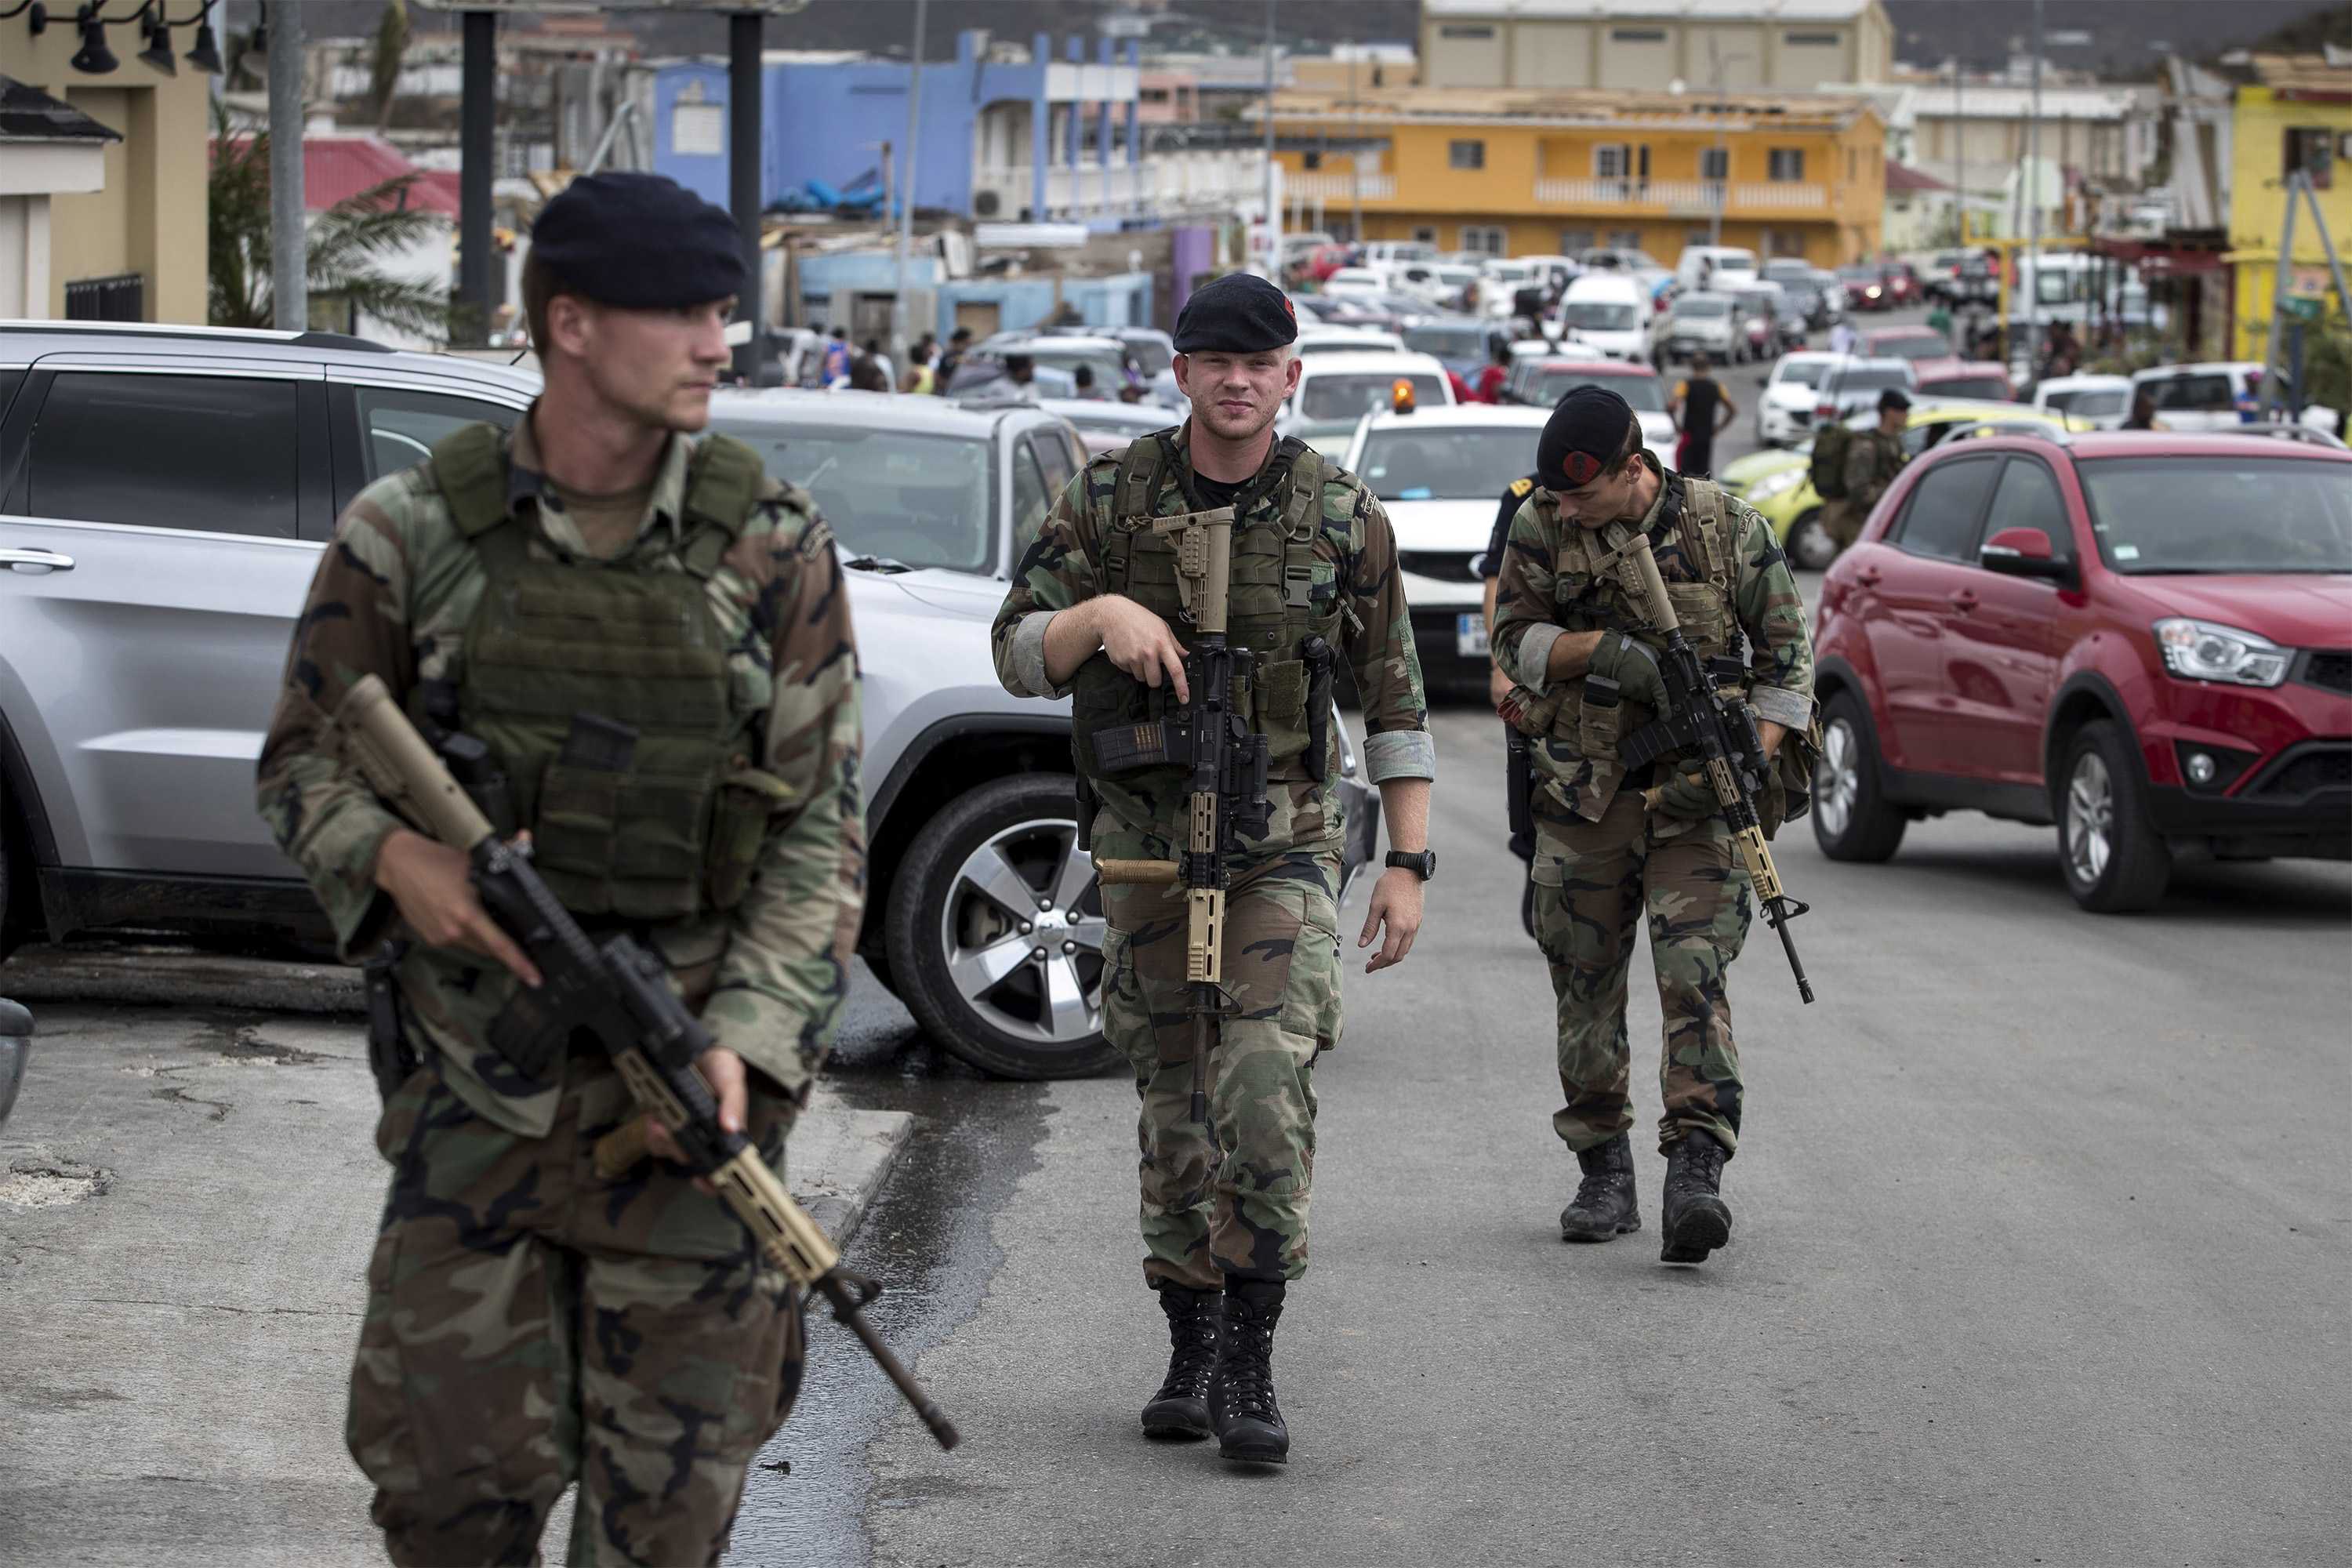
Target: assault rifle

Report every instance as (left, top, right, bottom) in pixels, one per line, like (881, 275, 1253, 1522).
(332, 674, 960, 1450)
(1617, 538, 1816, 1005)
(1090, 508, 1271, 1127)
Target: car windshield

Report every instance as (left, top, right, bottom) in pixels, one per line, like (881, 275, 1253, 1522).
(1123, 339, 1172, 376)
(1924, 376, 2010, 401)
(1830, 366, 1911, 394)
(716, 423, 996, 574)
(1734, 292, 1775, 313)
(2077, 456, 2352, 574)
(2046, 387, 2129, 419)
(1674, 298, 1731, 318)
(1529, 371, 1665, 412)
(1298, 372, 1446, 422)
(1359, 428, 1542, 499)
(1564, 301, 1639, 330)
(1874, 334, 1947, 360)
(1403, 323, 1488, 360)
(1028, 347, 1127, 384)
(1776, 360, 1831, 388)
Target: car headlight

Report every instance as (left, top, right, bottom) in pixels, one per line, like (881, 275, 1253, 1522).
(2154, 619, 2290, 687)
(1747, 467, 1807, 501)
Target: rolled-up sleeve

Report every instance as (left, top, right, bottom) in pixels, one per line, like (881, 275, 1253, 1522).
(1489, 497, 1563, 695)
(1344, 488, 1434, 782)
(1730, 502, 1816, 727)
(993, 470, 1102, 701)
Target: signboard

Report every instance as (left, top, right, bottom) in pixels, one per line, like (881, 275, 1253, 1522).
(2282, 295, 2325, 325)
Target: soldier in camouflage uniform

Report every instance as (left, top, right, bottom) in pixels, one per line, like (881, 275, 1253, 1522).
(254, 173, 863, 1564)
(993, 273, 1436, 1465)
(1492, 387, 1814, 1265)
(1824, 387, 1911, 552)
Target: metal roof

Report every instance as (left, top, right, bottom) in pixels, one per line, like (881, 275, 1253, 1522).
(0, 76, 123, 144)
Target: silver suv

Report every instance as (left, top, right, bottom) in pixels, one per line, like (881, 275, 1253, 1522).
(0, 328, 1377, 1079)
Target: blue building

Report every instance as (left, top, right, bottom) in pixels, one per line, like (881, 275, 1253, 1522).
(653, 31, 1156, 227)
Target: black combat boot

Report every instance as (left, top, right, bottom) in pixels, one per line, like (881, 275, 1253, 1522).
(1659, 1129, 1733, 1264)
(1207, 1279, 1288, 1465)
(1140, 1285, 1222, 1440)
(1559, 1132, 1641, 1242)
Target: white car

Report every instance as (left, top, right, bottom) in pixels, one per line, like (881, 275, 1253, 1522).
(1661, 292, 1740, 363)
(2127, 361, 2339, 434)
(1755, 350, 1842, 445)
(1280, 349, 1457, 457)
(1295, 325, 1406, 356)
(1559, 273, 1653, 363)
(2031, 372, 2133, 430)
(1322, 267, 1390, 297)
(1340, 405, 1555, 693)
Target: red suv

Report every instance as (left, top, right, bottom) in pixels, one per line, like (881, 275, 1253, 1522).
(1809, 428, 2352, 910)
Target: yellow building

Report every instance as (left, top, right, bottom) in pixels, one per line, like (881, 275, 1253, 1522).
(0, 13, 212, 322)
(2227, 53, 2352, 362)
(1270, 85, 1884, 268)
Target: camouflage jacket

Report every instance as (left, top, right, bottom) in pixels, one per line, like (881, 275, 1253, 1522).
(1845, 427, 1907, 511)
(991, 423, 1434, 857)
(256, 408, 864, 1137)
(1491, 452, 1814, 807)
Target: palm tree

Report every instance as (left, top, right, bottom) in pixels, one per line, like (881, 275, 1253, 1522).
(208, 100, 454, 343)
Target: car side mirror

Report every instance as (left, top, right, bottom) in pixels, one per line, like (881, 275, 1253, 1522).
(1980, 526, 2074, 583)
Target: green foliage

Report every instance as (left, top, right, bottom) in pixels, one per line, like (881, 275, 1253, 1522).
(207, 99, 452, 343)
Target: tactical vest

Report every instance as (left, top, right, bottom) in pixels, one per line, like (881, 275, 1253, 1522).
(425, 423, 786, 922)
(1523, 476, 1745, 818)
(1069, 432, 1348, 797)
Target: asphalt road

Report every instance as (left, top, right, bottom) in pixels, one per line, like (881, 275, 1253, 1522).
(736, 701, 2351, 1567)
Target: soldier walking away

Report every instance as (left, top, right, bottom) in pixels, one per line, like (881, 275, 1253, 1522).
(1824, 388, 1909, 554)
(1490, 387, 1816, 1265)
(1483, 472, 1541, 939)
(993, 272, 1436, 1465)
(1668, 354, 1736, 479)
(255, 172, 865, 1566)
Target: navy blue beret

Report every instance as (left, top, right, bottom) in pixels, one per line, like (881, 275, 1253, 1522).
(530, 172, 744, 309)
(1174, 273, 1298, 354)
(1537, 386, 1639, 491)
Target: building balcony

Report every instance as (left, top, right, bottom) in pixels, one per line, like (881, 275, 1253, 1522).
(973, 150, 1265, 220)
(1530, 178, 1830, 214)
(1287, 171, 1398, 202)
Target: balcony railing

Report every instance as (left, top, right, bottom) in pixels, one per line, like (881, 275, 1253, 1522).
(1287, 171, 1397, 202)
(973, 151, 1267, 220)
(1532, 178, 1828, 214)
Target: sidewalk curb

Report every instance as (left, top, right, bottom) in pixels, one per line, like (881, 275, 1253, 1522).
(1, 945, 365, 1015)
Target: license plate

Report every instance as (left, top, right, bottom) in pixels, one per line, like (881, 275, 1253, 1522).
(1456, 613, 1489, 659)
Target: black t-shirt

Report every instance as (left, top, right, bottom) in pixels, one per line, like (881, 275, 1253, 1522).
(1480, 474, 1538, 579)
(1678, 376, 1722, 441)
(1190, 472, 1247, 511)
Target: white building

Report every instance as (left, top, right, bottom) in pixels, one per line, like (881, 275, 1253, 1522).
(1419, 0, 1894, 95)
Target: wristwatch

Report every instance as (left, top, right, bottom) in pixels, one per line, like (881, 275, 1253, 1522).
(1385, 849, 1436, 881)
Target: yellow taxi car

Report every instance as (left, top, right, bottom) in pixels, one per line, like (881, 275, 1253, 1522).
(1719, 399, 2092, 569)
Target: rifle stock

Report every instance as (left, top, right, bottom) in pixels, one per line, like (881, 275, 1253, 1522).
(332, 673, 960, 1450)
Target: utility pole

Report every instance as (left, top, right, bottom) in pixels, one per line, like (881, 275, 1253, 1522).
(2025, 0, 2044, 378)
(457, 7, 493, 345)
(266, 0, 306, 331)
(728, 9, 762, 383)
(1708, 38, 1726, 248)
(1261, 0, 1276, 274)
(1348, 42, 1361, 243)
(893, 0, 928, 371)
(1953, 55, 1965, 247)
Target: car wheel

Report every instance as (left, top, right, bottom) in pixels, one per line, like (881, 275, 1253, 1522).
(2056, 721, 2172, 913)
(1787, 508, 1838, 571)
(1811, 691, 1906, 862)
(884, 772, 1119, 1079)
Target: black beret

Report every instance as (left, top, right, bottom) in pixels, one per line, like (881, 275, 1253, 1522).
(1173, 273, 1298, 354)
(1536, 386, 1639, 491)
(530, 172, 744, 310)
(1878, 387, 1913, 412)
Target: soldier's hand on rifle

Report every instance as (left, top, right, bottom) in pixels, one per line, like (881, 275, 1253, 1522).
(1359, 869, 1423, 973)
(372, 828, 543, 988)
(1094, 596, 1191, 701)
(1651, 766, 1718, 821)
(1588, 630, 1668, 709)
(643, 1045, 749, 1192)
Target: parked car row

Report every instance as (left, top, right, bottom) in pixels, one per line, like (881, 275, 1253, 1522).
(0, 321, 1382, 1080)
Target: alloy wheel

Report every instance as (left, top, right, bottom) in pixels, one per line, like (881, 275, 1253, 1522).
(2066, 753, 2114, 887)
(1815, 717, 1859, 840)
(939, 817, 1106, 1047)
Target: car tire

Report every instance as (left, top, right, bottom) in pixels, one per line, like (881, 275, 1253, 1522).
(2056, 721, 2172, 913)
(1787, 508, 1838, 571)
(884, 771, 1120, 1080)
(1810, 691, 1906, 863)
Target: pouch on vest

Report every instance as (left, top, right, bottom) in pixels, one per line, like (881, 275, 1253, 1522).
(1577, 673, 1628, 760)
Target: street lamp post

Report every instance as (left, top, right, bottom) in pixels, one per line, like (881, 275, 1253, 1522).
(1704, 39, 1754, 250)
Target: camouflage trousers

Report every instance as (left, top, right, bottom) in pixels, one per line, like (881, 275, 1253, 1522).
(1820, 498, 1864, 551)
(1531, 789, 1753, 1158)
(350, 1055, 801, 1567)
(1100, 847, 1344, 1290)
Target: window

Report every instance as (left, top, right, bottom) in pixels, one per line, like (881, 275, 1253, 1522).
(1611, 27, 1667, 42)
(2146, 373, 2233, 413)
(0, 370, 22, 422)
(1595, 143, 1633, 179)
(1030, 428, 1078, 504)
(1888, 457, 1998, 562)
(1766, 227, 1807, 256)
(2283, 125, 2336, 190)
(25, 373, 299, 539)
(1784, 30, 1842, 46)
(1411, 226, 1439, 245)
(1981, 458, 2073, 563)
(1768, 149, 1805, 182)
(1699, 147, 1729, 181)
(1559, 228, 1595, 253)
(1302, 150, 1323, 171)
(1461, 225, 1507, 256)
(1439, 24, 1495, 38)
(354, 386, 521, 484)
(1449, 140, 1486, 170)
(672, 101, 724, 158)
(1607, 229, 1644, 250)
